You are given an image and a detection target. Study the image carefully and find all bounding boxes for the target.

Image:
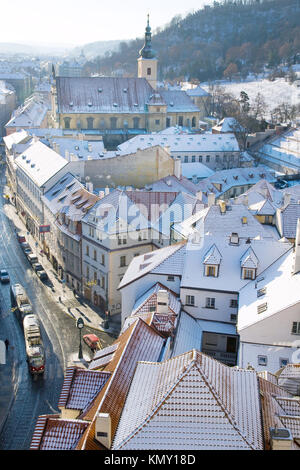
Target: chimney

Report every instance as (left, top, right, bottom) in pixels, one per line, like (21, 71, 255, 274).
(95, 413, 111, 449)
(196, 191, 203, 202)
(174, 157, 182, 180)
(157, 289, 169, 314)
(86, 182, 93, 193)
(219, 200, 226, 214)
(208, 192, 216, 207)
(242, 194, 248, 206)
(293, 218, 300, 275)
(284, 192, 291, 207)
(269, 426, 293, 451)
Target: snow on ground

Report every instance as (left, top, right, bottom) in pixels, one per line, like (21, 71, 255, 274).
(201, 76, 300, 119)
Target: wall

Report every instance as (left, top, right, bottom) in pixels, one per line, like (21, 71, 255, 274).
(68, 145, 175, 189)
(180, 287, 238, 324)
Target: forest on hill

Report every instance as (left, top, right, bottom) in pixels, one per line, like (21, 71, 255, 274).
(83, 0, 300, 82)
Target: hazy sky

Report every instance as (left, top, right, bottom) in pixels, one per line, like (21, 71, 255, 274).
(1, 0, 215, 46)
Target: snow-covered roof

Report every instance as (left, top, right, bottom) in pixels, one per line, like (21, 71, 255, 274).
(5, 95, 49, 128)
(15, 140, 68, 187)
(257, 127, 300, 172)
(112, 349, 263, 450)
(117, 132, 240, 155)
(196, 166, 277, 201)
(118, 242, 186, 290)
(49, 138, 105, 161)
(237, 248, 299, 332)
(181, 161, 215, 179)
(3, 129, 30, 151)
(213, 117, 245, 133)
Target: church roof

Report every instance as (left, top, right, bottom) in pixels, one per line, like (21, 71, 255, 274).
(56, 76, 155, 114)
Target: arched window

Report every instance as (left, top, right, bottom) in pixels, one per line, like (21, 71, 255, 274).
(192, 116, 196, 127)
(64, 117, 71, 129)
(87, 117, 94, 130)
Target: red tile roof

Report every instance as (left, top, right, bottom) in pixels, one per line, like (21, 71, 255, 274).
(58, 367, 111, 411)
(30, 416, 89, 450)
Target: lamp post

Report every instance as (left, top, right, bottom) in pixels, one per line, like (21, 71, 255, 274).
(76, 317, 84, 360)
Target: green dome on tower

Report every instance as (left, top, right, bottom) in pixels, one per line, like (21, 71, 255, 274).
(139, 14, 156, 59)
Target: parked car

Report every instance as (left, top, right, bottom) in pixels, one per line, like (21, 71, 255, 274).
(0, 269, 10, 283)
(83, 334, 101, 352)
(33, 263, 44, 273)
(37, 270, 48, 281)
(32, 263, 48, 281)
(27, 254, 38, 265)
(17, 233, 26, 244)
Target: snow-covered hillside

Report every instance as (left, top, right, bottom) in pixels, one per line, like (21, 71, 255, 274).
(202, 76, 300, 120)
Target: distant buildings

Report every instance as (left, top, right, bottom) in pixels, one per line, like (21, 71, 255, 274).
(0, 80, 16, 138)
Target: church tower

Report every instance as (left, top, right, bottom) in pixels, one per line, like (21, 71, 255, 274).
(138, 15, 158, 90)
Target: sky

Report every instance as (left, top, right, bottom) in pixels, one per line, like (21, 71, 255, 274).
(0, 0, 215, 46)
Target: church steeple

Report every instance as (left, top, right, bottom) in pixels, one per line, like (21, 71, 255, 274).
(139, 14, 156, 59)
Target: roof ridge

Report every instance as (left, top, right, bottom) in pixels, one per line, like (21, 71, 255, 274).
(193, 354, 259, 449)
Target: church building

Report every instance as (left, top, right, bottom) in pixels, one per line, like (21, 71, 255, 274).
(50, 16, 201, 145)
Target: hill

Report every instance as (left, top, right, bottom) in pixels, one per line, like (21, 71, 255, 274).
(85, 0, 300, 82)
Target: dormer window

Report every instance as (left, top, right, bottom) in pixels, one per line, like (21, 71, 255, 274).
(243, 268, 255, 280)
(230, 233, 239, 245)
(203, 244, 222, 278)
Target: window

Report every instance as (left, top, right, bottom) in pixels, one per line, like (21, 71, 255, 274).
(87, 117, 94, 130)
(155, 119, 160, 125)
(292, 322, 300, 335)
(216, 155, 220, 162)
(206, 266, 216, 277)
(120, 256, 126, 268)
(192, 155, 195, 163)
(101, 277, 105, 289)
(101, 254, 105, 266)
(167, 275, 175, 282)
(257, 287, 266, 298)
(199, 155, 202, 162)
(258, 356, 268, 366)
(243, 268, 254, 280)
(178, 116, 183, 126)
(230, 299, 238, 308)
(166, 117, 171, 128)
(64, 117, 71, 129)
(226, 337, 237, 353)
(133, 117, 140, 129)
(257, 303, 268, 314)
(147, 67, 151, 76)
(186, 295, 195, 306)
(206, 298, 215, 309)
(156, 107, 160, 113)
(94, 272, 97, 283)
(93, 250, 97, 261)
(184, 156, 189, 163)
(192, 117, 196, 128)
(110, 117, 117, 129)
(86, 245, 89, 257)
(230, 314, 237, 322)
(279, 358, 289, 368)
(206, 155, 210, 162)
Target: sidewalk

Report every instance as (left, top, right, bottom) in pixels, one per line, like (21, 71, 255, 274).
(3, 198, 121, 338)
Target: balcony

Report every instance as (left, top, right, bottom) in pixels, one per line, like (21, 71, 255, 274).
(202, 348, 237, 366)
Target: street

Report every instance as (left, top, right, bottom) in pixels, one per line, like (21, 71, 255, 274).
(0, 163, 114, 450)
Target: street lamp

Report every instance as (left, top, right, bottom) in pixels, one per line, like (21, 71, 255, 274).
(76, 317, 84, 360)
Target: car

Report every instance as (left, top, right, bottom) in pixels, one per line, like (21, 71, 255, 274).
(83, 334, 101, 352)
(37, 270, 48, 281)
(27, 253, 38, 265)
(33, 263, 44, 273)
(17, 233, 26, 244)
(20, 242, 31, 252)
(0, 269, 10, 283)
